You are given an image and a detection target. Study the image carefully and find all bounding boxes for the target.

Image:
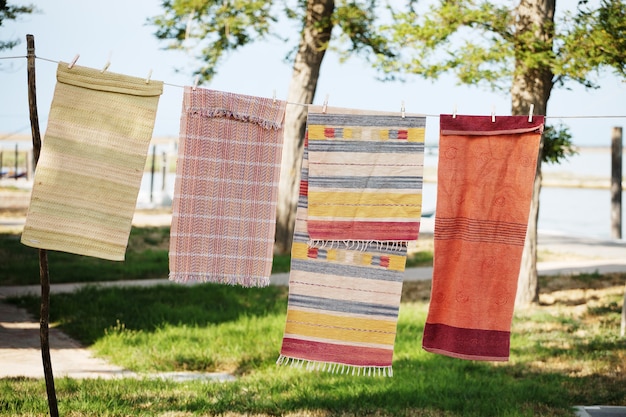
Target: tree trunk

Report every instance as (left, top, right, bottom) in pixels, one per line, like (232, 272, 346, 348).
(275, 0, 335, 254)
(512, 0, 556, 308)
(619, 285, 626, 337)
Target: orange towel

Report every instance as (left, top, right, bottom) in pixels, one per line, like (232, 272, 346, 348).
(422, 114, 544, 361)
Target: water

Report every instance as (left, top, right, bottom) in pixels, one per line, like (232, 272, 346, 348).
(139, 150, 624, 240)
(421, 150, 625, 240)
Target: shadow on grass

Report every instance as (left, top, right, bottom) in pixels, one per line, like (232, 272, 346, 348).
(6, 356, 622, 417)
(5, 283, 625, 416)
(9, 283, 288, 345)
(1, 226, 293, 286)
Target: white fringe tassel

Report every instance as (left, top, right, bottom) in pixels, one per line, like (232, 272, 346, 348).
(308, 239, 410, 253)
(276, 355, 393, 377)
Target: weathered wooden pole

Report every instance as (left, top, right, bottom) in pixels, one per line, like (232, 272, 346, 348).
(150, 144, 156, 203)
(26, 34, 59, 417)
(14, 144, 18, 179)
(611, 127, 623, 239)
(161, 151, 167, 192)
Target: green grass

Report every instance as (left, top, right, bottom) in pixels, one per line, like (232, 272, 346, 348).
(1, 227, 621, 416)
(2, 278, 625, 416)
(0, 228, 432, 285)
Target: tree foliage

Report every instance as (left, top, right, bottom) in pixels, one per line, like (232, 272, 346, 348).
(377, 0, 625, 161)
(150, 0, 278, 80)
(542, 124, 577, 164)
(149, 0, 395, 82)
(0, 1, 36, 51)
(378, 0, 625, 91)
(558, 0, 626, 85)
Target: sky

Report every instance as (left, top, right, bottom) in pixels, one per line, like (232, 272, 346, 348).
(1, 0, 625, 148)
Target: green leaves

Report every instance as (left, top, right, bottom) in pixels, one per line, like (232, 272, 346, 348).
(542, 123, 577, 165)
(557, 0, 626, 85)
(149, 0, 278, 81)
(379, 0, 626, 91)
(379, 1, 515, 89)
(0, 2, 36, 51)
(150, 0, 398, 83)
(333, 0, 395, 60)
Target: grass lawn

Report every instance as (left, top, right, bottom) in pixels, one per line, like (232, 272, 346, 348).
(0, 227, 435, 286)
(2, 273, 625, 416)
(0, 227, 297, 285)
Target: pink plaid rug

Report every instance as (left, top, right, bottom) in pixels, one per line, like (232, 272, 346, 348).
(169, 87, 287, 287)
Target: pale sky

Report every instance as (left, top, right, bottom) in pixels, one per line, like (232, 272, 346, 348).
(1, 0, 625, 146)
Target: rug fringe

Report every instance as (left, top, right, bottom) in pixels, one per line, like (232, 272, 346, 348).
(168, 273, 270, 288)
(189, 107, 283, 130)
(276, 355, 393, 377)
(308, 239, 410, 253)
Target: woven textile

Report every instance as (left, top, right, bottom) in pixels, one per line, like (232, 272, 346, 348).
(169, 87, 287, 287)
(422, 114, 544, 361)
(277, 106, 422, 376)
(21, 62, 163, 261)
(306, 110, 425, 244)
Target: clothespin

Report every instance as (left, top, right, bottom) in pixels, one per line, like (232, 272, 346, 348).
(272, 89, 277, 104)
(452, 104, 457, 119)
(528, 104, 534, 122)
(101, 51, 112, 73)
(145, 69, 153, 84)
(67, 54, 80, 69)
(491, 105, 496, 123)
(322, 94, 329, 114)
(192, 75, 200, 91)
(401, 101, 406, 119)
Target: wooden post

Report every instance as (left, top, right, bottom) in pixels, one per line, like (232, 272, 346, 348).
(14, 144, 18, 179)
(150, 144, 156, 203)
(26, 34, 59, 417)
(611, 127, 623, 239)
(161, 151, 167, 192)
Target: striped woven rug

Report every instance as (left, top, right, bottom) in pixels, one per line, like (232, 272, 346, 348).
(422, 114, 544, 361)
(21, 62, 163, 261)
(306, 110, 425, 244)
(277, 106, 425, 376)
(168, 87, 287, 287)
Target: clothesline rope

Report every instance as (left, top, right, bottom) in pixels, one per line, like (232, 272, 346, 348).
(1, 54, 625, 119)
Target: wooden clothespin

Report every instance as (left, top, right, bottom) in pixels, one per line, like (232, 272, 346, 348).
(101, 51, 112, 73)
(67, 54, 80, 69)
(145, 69, 153, 84)
(528, 104, 534, 122)
(322, 94, 329, 114)
(192, 75, 200, 91)
(452, 104, 457, 119)
(272, 89, 277, 104)
(491, 105, 496, 123)
(401, 101, 406, 119)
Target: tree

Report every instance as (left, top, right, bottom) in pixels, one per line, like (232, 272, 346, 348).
(150, 0, 395, 254)
(0, 1, 35, 51)
(377, 0, 626, 306)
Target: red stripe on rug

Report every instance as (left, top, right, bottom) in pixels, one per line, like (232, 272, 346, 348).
(281, 338, 393, 367)
(300, 180, 308, 196)
(307, 221, 420, 241)
(422, 323, 511, 361)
